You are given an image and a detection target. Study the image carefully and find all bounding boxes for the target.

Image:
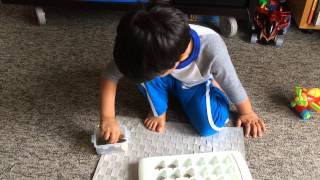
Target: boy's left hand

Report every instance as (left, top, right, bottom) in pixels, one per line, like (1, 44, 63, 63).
(236, 112, 266, 138)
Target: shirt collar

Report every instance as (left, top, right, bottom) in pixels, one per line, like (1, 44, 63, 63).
(176, 29, 201, 69)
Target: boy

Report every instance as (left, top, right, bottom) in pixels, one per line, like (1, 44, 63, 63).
(100, 6, 266, 144)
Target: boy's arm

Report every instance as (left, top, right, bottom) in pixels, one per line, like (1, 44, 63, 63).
(100, 79, 121, 144)
(208, 34, 266, 138)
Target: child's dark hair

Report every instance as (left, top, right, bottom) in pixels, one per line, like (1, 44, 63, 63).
(113, 6, 191, 83)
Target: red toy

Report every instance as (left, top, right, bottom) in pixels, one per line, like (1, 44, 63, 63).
(251, 0, 291, 46)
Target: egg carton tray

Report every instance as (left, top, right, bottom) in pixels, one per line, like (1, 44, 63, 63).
(139, 151, 252, 180)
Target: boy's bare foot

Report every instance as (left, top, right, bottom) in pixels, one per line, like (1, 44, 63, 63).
(143, 111, 166, 133)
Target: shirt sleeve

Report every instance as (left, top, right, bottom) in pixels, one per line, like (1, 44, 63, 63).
(101, 61, 123, 83)
(209, 35, 248, 104)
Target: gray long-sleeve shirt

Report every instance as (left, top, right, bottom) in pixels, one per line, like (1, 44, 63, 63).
(102, 24, 247, 104)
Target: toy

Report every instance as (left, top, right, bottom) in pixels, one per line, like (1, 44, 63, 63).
(138, 151, 252, 180)
(91, 125, 130, 155)
(289, 86, 320, 121)
(251, 0, 291, 46)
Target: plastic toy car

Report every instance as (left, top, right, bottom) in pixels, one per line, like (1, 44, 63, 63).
(251, 0, 291, 46)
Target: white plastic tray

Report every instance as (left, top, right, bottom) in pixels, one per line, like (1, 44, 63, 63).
(138, 151, 252, 180)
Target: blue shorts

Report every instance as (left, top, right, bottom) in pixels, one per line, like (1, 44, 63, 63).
(138, 75, 230, 136)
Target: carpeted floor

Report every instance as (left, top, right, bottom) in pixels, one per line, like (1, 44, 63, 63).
(0, 4, 319, 180)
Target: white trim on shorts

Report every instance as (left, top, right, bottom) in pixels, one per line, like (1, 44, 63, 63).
(141, 83, 159, 117)
(205, 80, 224, 132)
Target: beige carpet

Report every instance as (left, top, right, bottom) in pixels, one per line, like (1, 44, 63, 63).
(0, 4, 320, 180)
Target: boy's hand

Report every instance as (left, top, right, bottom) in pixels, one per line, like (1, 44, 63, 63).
(236, 112, 266, 138)
(100, 117, 121, 144)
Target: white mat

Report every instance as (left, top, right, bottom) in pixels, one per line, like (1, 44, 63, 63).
(92, 116, 245, 180)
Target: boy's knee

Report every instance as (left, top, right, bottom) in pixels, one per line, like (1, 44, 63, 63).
(184, 83, 230, 136)
(185, 97, 229, 137)
(197, 128, 220, 137)
(195, 118, 228, 137)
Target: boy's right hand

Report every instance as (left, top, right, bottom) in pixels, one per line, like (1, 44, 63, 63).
(100, 117, 120, 144)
